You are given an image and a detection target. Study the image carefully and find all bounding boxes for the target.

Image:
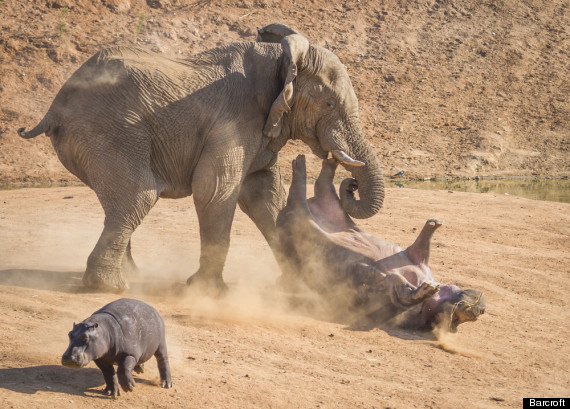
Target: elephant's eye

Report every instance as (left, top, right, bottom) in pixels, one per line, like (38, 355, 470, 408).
(326, 99, 336, 109)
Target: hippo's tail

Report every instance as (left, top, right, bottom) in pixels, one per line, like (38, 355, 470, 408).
(18, 114, 52, 139)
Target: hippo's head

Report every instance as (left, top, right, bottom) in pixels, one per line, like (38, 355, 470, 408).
(61, 321, 105, 368)
(422, 286, 485, 332)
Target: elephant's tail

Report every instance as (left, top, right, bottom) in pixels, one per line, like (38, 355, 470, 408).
(18, 114, 52, 139)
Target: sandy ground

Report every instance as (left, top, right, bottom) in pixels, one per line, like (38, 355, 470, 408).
(1, 3, 569, 407)
(0, 184, 568, 408)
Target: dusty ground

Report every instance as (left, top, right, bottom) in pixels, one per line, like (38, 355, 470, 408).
(0, 184, 569, 408)
(1, 1, 569, 408)
(0, 0, 568, 184)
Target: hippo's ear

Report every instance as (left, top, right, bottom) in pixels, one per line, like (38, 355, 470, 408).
(94, 323, 98, 329)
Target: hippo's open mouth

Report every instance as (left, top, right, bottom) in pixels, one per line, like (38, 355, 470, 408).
(446, 290, 486, 332)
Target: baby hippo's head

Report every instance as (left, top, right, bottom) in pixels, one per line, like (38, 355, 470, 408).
(61, 321, 105, 368)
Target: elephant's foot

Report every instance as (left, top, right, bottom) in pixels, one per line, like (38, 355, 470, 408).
(186, 271, 228, 298)
(83, 260, 129, 293)
(121, 256, 139, 278)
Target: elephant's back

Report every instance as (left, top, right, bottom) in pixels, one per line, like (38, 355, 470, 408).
(55, 46, 191, 109)
(47, 45, 197, 145)
(44, 46, 200, 188)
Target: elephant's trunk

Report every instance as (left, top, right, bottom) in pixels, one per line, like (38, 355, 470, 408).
(327, 119, 385, 219)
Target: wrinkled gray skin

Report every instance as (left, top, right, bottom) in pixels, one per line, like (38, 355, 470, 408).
(18, 23, 384, 294)
(277, 155, 485, 332)
(61, 298, 172, 397)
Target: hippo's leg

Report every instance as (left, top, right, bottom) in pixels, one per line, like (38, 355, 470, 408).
(155, 342, 172, 388)
(117, 355, 137, 392)
(405, 219, 443, 266)
(133, 363, 144, 374)
(95, 360, 120, 397)
(386, 273, 440, 308)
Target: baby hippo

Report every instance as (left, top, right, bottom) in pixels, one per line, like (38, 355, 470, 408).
(62, 298, 172, 397)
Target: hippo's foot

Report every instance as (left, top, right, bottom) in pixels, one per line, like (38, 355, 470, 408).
(103, 374, 121, 398)
(133, 363, 144, 374)
(186, 271, 228, 298)
(118, 374, 135, 393)
(161, 378, 173, 388)
(389, 274, 440, 308)
(425, 219, 443, 229)
(105, 384, 121, 398)
(83, 259, 129, 293)
(413, 281, 440, 302)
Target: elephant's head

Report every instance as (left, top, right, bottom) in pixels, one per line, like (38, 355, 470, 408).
(258, 23, 384, 219)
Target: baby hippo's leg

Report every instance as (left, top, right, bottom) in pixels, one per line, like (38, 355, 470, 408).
(95, 360, 120, 397)
(155, 342, 172, 388)
(387, 273, 440, 308)
(117, 356, 137, 392)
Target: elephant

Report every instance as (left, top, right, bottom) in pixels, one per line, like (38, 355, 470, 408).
(18, 23, 385, 293)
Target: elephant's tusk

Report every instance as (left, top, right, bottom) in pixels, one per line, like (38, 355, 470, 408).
(331, 150, 365, 167)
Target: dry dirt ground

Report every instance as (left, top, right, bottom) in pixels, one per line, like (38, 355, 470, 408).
(1, 1, 569, 409)
(0, 184, 569, 408)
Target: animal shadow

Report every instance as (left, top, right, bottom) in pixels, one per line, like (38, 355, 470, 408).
(276, 289, 437, 341)
(0, 365, 105, 397)
(0, 269, 94, 293)
(347, 319, 438, 341)
(0, 268, 190, 296)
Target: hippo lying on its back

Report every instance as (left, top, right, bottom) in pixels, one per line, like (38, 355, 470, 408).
(62, 298, 172, 397)
(277, 155, 485, 332)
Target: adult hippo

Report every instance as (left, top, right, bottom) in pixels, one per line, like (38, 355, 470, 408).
(277, 155, 485, 332)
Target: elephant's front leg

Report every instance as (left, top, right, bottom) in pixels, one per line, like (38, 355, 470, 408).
(187, 153, 244, 295)
(238, 163, 299, 283)
(188, 199, 238, 294)
(238, 163, 286, 250)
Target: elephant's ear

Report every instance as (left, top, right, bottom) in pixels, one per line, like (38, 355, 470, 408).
(256, 23, 301, 42)
(258, 24, 309, 139)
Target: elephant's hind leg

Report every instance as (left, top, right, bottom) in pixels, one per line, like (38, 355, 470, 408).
(83, 183, 159, 292)
(122, 239, 139, 277)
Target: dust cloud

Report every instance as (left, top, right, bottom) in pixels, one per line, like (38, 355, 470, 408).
(0, 186, 480, 358)
(432, 318, 484, 358)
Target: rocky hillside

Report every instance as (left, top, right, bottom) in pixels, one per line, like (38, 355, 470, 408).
(0, 0, 568, 184)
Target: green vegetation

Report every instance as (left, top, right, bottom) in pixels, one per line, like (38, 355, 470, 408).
(58, 7, 69, 37)
(135, 13, 147, 36)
